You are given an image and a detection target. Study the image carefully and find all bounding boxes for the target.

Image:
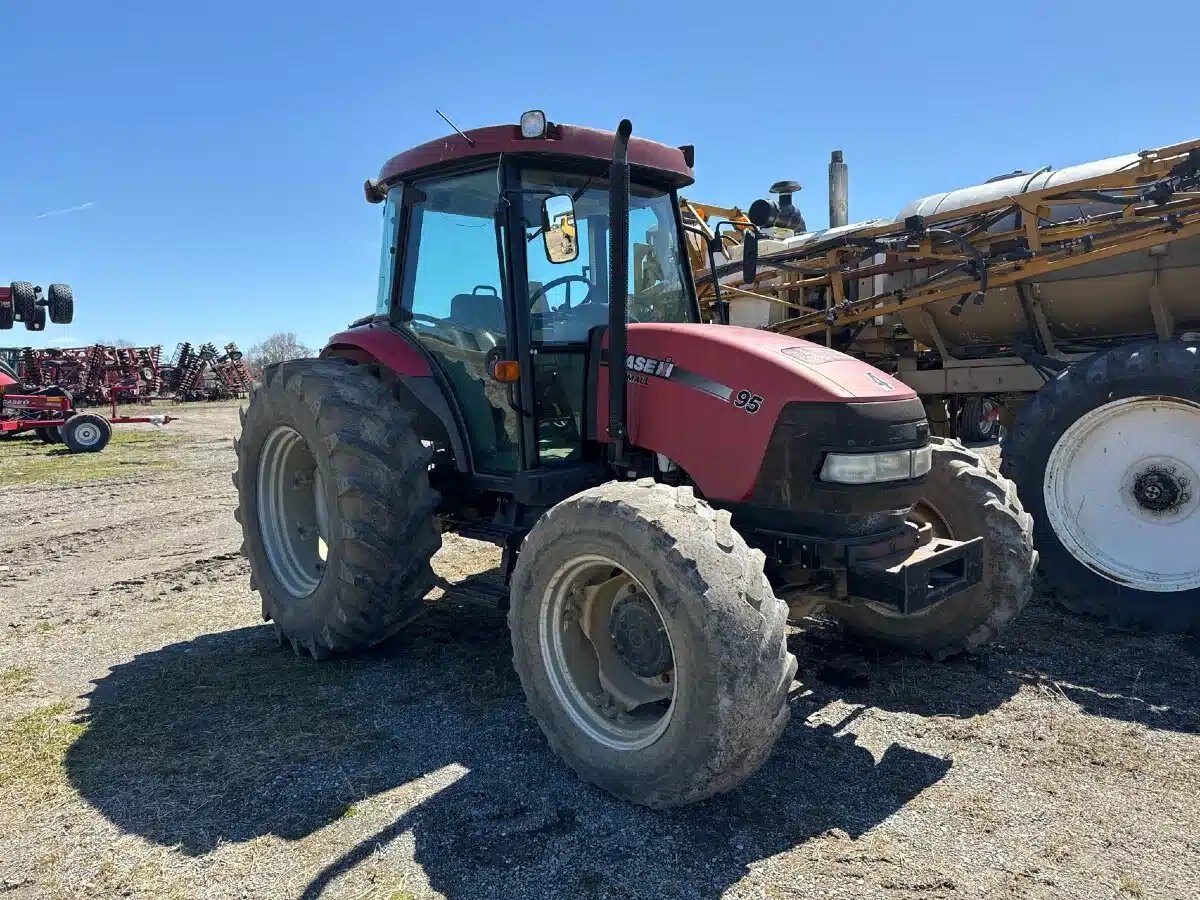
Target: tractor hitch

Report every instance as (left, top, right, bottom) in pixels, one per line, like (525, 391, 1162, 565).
(845, 524, 983, 615)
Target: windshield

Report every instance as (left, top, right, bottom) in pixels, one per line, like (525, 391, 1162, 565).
(520, 168, 696, 344)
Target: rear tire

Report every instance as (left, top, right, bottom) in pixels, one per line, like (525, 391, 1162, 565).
(510, 480, 796, 808)
(234, 357, 441, 658)
(832, 438, 1035, 657)
(47, 284, 73, 324)
(63, 414, 112, 453)
(9, 282, 36, 321)
(1002, 340, 1200, 632)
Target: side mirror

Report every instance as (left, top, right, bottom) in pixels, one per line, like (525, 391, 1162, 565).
(741, 230, 759, 284)
(542, 194, 579, 264)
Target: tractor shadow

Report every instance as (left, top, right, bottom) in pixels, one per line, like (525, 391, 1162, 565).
(65, 570, 952, 899)
(65, 571, 1197, 898)
(792, 592, 1199, 735)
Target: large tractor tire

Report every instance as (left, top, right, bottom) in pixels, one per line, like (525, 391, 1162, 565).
(47, 284, 73, 324)
(0, 301, 12, 330)
(234, 358, 440, 658)
(1003, 340, 1200, 632)
(832, 438, 1035, 658)
(510, 480, 796, 808)
(24, 305, 46, 332)
(9, 282, 36, 321)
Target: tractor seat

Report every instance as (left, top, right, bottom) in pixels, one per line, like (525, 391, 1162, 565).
(450, 292, 505, 334)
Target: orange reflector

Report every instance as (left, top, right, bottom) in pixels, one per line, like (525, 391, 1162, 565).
(491, 360, 520, 383)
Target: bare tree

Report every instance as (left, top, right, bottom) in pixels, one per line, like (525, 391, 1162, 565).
(96, 337, 137, 347)
(246, 332, 313, 371)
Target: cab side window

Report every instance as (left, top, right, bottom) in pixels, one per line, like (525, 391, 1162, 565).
(399, 168, 519, 475)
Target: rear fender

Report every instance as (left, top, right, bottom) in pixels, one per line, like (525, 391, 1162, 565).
(323, 322, 469, 471)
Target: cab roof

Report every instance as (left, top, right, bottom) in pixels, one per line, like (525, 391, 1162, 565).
(376, 123, 694, 189)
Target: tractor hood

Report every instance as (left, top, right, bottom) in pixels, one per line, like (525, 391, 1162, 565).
(617, 323, 912, 404)
(598, 323, 918, 503)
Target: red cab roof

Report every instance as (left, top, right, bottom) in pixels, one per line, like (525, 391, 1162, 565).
(377, 123, 694, 188)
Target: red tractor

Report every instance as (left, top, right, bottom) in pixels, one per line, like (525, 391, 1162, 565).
(0, 281, 74, 331)
(235, 113, 1035, 807)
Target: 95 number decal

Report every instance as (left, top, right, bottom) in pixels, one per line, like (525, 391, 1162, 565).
(733, 389, 764, 414)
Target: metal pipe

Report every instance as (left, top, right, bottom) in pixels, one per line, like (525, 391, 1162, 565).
(829, 150, 849, 228)
(607, 119, 632, 462)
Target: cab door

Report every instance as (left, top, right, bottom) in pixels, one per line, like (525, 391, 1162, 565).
(392, 167, 522, 476)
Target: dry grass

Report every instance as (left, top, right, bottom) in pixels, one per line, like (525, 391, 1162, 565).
(0, 701, 86, 800)
(0, 666, 33, 696)
(0, 428, 177, 487)
(1120, 872, 1147, 896)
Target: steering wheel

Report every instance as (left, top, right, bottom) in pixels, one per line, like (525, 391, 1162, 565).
(528, 274, 596, 311)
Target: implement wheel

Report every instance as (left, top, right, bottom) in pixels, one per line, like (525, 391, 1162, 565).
(831, 438, 1035, 657)
(63, 414, 111, 453)
(510, 480, 795, 808)
(1003, 340, 1200, 632)
(234, 358, 440, 658)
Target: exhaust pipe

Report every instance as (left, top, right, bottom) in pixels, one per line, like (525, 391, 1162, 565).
(828, 150, 848, 228)
(749, 180, 806, 232)
(607, 119, 632, 462)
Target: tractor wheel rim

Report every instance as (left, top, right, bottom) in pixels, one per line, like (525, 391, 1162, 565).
(1044, 395, 1200, 592)
(74, 423, 102, 446)
(257, 426, 328, 599)
(540, 554, 676, 751)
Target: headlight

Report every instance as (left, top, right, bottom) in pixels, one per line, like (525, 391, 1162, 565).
(821, 446, 932, 484)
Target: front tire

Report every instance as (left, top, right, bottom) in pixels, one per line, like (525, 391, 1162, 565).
(510, 480, 796, 808)
(234, 358, 441, 658)
(1003, 341, 1200, 632)
(832, 438, 1035, 657)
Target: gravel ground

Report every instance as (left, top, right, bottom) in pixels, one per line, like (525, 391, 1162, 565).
(1, 404, 1197, 900)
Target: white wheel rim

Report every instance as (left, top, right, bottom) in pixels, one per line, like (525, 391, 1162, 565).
(256, 426, 329, 598)
(74, 423, 101, 446)
(539, 554, 676, 751)
(1044, 395, 1200, 592)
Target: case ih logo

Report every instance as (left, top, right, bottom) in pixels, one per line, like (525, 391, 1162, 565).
(5, 396, 63, 409)
(625, 355, 675, 384)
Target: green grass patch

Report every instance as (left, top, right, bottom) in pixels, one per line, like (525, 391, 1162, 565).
(0, 701, 87, 799)
(0, 428, 178, 488)
(0, 666, 33, 696)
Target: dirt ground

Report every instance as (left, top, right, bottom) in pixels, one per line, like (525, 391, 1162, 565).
(1, 403, 1198, 900)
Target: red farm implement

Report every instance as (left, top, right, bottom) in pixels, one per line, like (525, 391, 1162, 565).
(161, 342, 252, 401)
(0, 358, 170, 452)
(13, 345, 162, 404)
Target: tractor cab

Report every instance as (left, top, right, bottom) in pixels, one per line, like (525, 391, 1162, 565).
(356, 111, 698, 482)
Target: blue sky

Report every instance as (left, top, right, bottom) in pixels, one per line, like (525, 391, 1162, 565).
(3, 1, 1198, 352)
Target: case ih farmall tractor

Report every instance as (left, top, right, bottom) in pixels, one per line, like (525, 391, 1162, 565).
(235, 113, 1035, 807)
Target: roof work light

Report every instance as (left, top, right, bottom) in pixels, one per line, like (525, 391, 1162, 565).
(520, 110, 548, 139)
